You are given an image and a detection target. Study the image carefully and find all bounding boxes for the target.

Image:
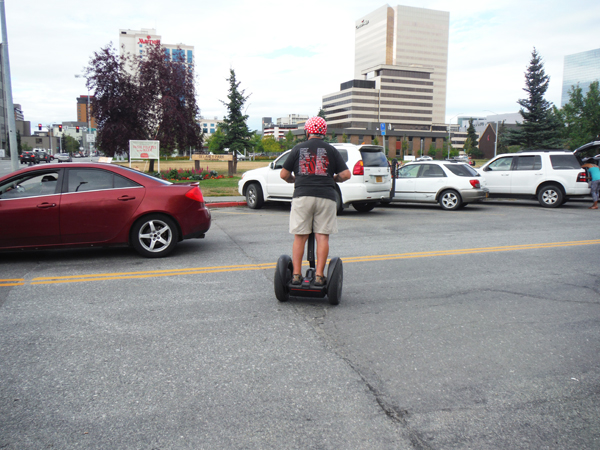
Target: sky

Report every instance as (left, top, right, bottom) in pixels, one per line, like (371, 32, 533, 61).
(4, 0, 600, 133)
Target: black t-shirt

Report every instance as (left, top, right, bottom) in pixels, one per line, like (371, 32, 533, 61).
(282, 139, 349, 201)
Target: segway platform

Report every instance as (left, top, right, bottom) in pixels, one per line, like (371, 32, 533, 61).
(274, 233, 343, 305)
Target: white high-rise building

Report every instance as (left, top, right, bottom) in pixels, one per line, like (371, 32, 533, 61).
(119, 28, 194, 69)
(354, 5, 449, 124)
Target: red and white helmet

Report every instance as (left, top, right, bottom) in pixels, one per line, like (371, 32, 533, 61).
(304, 116, 327, 136)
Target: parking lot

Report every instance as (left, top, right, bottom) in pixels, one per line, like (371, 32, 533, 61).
(1, 199, 599, 449)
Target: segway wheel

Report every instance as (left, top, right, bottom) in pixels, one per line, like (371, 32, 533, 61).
(274, 254, 293, 302)
(327, 257, 343, 305)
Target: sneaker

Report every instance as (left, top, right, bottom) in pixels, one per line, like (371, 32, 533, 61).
(315, 275, 327, 286)
(291, 274, 302, 285)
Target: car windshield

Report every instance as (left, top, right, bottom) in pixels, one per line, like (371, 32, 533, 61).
(444, 164, 479, 176)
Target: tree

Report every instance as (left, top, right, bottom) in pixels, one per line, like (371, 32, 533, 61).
(372, 137, 379, 146)
(342, 133, 348, 143)
(558, 81, 600, 149)
(85, 42, 202, 171)
(328, 131, 338, 143)
(63, 135, 80, 153)
(465, 118, 478, 150)
(463, 137, 474, 155)
(207, 126, 227, 153)
(248, 133, 264, 154)
(138, 43, 202, 169)
(317, 108, 327, 120)
(262, 136, 281, 153)
(427, 143, 437, 158)
(496, 121, 509, 154)
(220, 69, 252, 174)
(506, 48, 562, 149)
(281, 131, 295, 151)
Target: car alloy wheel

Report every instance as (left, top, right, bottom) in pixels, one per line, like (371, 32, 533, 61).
(538, 185, 563, 208)
(439, 190, 462, 210)
(131, 214, 179, 257)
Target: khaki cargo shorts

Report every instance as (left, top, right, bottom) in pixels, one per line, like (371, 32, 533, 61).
(289, 196, 338, 235)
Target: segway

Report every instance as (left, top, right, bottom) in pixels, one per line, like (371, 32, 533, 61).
(274, 233, 343, 305)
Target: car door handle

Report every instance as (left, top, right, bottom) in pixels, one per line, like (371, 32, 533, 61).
(37, 202, 56, 209)
(118, 195, 136, 201)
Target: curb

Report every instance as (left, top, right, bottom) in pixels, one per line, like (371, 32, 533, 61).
(207, 201, 248, 209)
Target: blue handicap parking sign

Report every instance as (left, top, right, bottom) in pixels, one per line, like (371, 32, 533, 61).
(380, 123, 386, 135)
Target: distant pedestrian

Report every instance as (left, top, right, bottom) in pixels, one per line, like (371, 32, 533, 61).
(582, 162, 600, 209)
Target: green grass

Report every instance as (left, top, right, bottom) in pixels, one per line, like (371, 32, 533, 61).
(170, 176, 241, 196)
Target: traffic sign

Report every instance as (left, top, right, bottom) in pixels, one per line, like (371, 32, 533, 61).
(380, 122, 386, 135)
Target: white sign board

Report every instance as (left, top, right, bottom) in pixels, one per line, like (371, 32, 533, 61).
(130, 140, 160, 159)
(0, 149, 5, 158)
(87, 134, 96, 143)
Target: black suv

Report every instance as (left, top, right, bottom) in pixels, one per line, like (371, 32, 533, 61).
(19, 151, 39, 164)
(37, 151, 52, 163)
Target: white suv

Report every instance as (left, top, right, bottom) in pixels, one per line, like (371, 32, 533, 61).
(238, 143, 392, 213)
(478, 151, 589, 207)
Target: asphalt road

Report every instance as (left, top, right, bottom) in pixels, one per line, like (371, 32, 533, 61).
(1, 198, 599, 449)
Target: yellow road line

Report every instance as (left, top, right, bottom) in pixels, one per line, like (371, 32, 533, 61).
(3, 239, 599, 287)
(0, 279, 25, 287)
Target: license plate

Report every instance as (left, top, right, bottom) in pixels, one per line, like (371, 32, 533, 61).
(375, 176, 383, 183)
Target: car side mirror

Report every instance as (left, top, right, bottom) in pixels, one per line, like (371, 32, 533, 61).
(269, 162, 274, 169)
(483, 166, 490, 172)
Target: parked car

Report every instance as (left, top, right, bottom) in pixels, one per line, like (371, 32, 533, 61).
(55, 153, 72, 162)
(389, 160, 488, 210)
(37, 151, 52, 163)
(19, 151, 39, 164)
(415, 155, 433, 161)
(0, 163, 211, 257)
(238, 143, 392, 213)
(477, 150, 589, 207)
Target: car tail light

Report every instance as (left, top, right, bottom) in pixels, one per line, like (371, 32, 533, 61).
(577, 171, 588, 183)
(353, 160, 364, 175)
(185, 186, 204, 202)
(469, 179, 480, 188)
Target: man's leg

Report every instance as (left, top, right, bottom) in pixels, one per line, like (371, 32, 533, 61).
(292, 234, 309, 276)
(315, 233, 330, 277)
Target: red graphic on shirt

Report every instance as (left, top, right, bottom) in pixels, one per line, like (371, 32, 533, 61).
(299, 148, 329, 176)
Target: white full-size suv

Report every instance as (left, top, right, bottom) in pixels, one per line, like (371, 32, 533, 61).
(478, 151, 590, 207)
(238, 143, 392, 213)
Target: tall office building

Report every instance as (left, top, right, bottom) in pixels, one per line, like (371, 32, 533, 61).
(561, 48, 600, 107)
(119, 28, 194, 70)
(354, 4, 449, 124)
(76, 95, 97, 129)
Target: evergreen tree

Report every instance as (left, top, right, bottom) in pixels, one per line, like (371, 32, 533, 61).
(507, 48, 562, 149)
(317, 108, 327, 120)
(220, 69, 252, 171)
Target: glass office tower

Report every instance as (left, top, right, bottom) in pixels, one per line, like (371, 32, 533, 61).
(561, 48, 600, 107)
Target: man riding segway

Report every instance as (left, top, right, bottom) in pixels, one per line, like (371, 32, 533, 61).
(275, 116, 351, 304)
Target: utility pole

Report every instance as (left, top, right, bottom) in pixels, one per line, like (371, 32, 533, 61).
(1, 0, 18, 172)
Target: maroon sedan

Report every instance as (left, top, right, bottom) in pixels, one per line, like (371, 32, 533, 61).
(0, 163, 211, 257)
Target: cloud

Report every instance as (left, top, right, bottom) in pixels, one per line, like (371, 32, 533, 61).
(258, 47, 318, 59)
